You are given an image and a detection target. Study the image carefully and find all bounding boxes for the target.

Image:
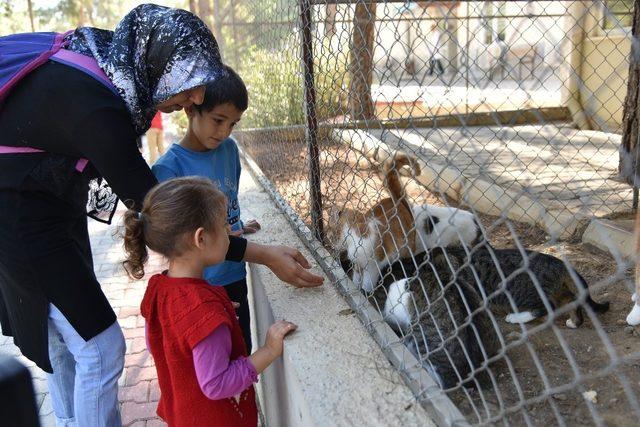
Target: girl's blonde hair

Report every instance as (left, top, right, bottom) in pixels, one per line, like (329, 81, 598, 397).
(122, 176, 227, 279)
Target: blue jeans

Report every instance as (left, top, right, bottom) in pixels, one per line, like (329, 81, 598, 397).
(46, 304, 125, 427)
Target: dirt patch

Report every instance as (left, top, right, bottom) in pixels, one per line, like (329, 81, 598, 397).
(241, 138, 640, 426)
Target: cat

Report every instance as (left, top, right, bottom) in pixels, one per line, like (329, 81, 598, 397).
(412, 204, 481, 252)
(441, 244, 610, 328)
(333, 153, 420, 293)
(337, 204, 481, 282)
(370, 249, 500, 389)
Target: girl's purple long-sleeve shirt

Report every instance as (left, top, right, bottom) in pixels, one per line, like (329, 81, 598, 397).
(146, 324, 258, 400)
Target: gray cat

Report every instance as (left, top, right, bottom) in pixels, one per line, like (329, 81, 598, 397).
(442, 244, 610, 328)
(370, 249, 500, 389)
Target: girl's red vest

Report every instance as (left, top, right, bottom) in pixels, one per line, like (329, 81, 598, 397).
(141, 274, 257, 427)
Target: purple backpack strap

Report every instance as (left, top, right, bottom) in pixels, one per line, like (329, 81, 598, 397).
(50, 49, 118, 96)
(0, 31, 70, 103)
(0, 31, 119, 173)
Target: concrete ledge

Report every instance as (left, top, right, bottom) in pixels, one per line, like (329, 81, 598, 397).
(582, 219, 635, 261)
(237, 158, 437, 426)
(330, 128, 579, 239)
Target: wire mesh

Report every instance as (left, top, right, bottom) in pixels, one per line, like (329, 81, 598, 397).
(221, 0, 640, 424)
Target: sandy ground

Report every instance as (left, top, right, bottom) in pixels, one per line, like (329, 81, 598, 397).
(241, 137, 640, 426)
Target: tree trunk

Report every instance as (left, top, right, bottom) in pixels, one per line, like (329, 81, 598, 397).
(620, 1, 640, 186)
(349, 1, 377, 120)
(189, 0, 197, 15)
(325, 3, 337, 39)
(27, 0, 35, 32)
(198, 0, 212, 29)
(212, 0, 225, 53)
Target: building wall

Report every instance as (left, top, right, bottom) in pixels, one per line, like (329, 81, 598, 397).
(580, 33, 630, 133)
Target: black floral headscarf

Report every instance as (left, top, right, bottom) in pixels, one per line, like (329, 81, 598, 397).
(66, 3, 224, 135)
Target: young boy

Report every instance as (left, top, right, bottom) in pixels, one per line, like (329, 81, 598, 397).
(152, 66, 259, 351)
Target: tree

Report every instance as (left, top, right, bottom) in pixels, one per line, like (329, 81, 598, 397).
(620, 1, 640, 186)
(189, 0, 197, 15)
(349, 0, 377, 120)
(198, 0, 212, 29)
(27, 0, 35, 31)
(325, 3, 337, 38)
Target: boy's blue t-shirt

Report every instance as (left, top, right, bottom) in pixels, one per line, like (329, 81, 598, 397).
(152, 139, 245, 286)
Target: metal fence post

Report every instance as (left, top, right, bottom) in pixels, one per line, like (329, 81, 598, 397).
(299, 0, 325, 243)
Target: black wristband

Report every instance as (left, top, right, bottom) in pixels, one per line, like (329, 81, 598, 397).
(226, 235, 247, 262)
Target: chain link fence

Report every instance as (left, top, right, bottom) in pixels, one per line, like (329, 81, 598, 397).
(213, 0, 639, 424)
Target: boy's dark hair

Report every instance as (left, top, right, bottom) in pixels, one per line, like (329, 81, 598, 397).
(194, 65, 248, 113)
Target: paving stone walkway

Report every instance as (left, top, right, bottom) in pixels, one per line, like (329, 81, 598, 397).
(370, 123, 632, 219)
(0, 207, 167, 427)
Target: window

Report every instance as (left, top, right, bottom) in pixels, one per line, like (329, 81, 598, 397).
(603, 0, 634, 30)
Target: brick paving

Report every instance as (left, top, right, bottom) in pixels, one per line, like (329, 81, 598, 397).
(0, 208, 167, 427)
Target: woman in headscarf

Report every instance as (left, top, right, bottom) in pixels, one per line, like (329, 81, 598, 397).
(0, 5, 321, 426)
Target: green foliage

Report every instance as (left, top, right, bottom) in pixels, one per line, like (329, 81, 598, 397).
(0, 1, 189, 35)
(239, 41, 349, 129)
(240, 45, 304, 128)
(168, 110, 189, 137)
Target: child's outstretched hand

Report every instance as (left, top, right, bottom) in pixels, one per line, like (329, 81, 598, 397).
(265, 320, 297, 358)
(242, 219, 261, 234)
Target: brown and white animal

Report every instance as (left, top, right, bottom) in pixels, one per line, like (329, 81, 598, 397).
(334, 154, 420, 293)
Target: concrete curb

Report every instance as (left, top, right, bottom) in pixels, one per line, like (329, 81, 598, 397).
(582, 219, 635, 261)
(330, 128, 580, 240)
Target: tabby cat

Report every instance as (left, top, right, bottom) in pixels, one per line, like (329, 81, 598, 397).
(371, 249, 500, 389)
(443, 244, 610, 328)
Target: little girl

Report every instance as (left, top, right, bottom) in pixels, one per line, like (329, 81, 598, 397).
(122, 177, 297, 427)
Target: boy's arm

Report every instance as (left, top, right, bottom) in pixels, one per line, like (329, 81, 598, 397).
(233, 143, 260, 233)
(235, 145, 243, 230)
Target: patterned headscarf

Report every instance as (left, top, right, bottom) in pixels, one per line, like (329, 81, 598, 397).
(65, 4, 225, 134)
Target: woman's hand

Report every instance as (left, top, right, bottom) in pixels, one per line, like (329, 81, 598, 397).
(264, 245, 324, 288)
(244, 242, 324, 288)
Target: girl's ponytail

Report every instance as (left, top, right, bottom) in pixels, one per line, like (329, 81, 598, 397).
(122, 210, 148, 280)
(120, 177, 227, 280)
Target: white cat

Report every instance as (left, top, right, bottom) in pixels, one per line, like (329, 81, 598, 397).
(412, 204, 480, 253)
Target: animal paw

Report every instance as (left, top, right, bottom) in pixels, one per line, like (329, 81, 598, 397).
(352, 271, 362, 286)
(632, 292, 638, 303)
(362, 275, 375, 294)
(627, 303, 640, 326)
(505, 312, 535, 324)
(565, 318, 578, 329)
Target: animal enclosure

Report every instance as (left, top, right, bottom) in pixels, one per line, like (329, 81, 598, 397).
(221, 0, 640, 425)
